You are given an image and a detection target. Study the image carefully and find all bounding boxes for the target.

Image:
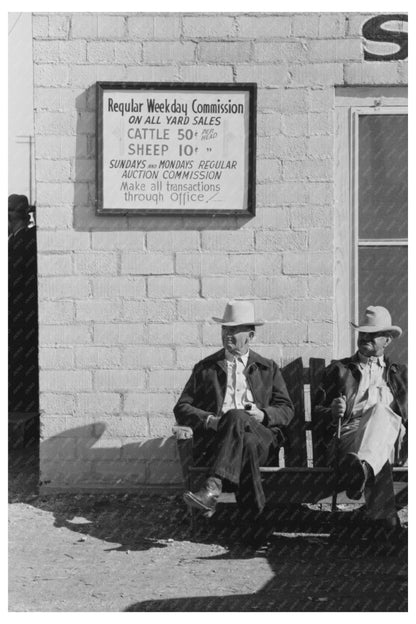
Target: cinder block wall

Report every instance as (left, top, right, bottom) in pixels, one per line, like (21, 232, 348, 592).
(33, 12, 407, 491)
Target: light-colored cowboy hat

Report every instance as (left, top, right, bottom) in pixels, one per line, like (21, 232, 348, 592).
(212, 300, 264, 327)
(351, 305, 402, 338)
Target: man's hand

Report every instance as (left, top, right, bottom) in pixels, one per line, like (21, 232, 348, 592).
(331, 395, 347, 422)
(206, 415, 221, 431)
(245, 404, 265, 422)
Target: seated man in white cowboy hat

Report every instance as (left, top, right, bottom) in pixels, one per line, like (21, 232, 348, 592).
(174, 300, 294, 542)
(314, 306, 407, 533)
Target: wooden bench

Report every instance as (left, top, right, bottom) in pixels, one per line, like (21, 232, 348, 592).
(172, 358, 408, 527)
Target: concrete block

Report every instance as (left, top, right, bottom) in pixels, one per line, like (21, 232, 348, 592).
(127, 16, 154, 39)
(177, 298, 228, 322)
(71, 14, 98, 39)
(92, 277, 146, 299)
(344, 62, 403, 85)
(34, 65, 70, 88)
(34, 88, 62, 112)
(148, 322, 199, 345)
(97, 14, 126, 39)
(291, 205, 332, 229)
(308, 227, 333, 250)
(346, 13, 374, 37)
(35, 110, 74, 136)
(257, 181, 308, 206)
(115, 42, 142, 64)
(293, 14, 320, 37)
(36, 159, 71, 182)
(281, 113, 308, 138)
(121, 253, 173, 275)
(104, 416, 149, 438)
(201, 276, 228, 298)
(257, 88, 282, 113)
(39, 324, 91, 345)
(308, 87, 335, 112)
(40, 437, 78, 460)
(253, 275, 308, 299)
(59, 41, 87, 63)
(307, 252, 333, 275)
(198, 41, 251, 63)
(33, 15, 49, 38)
(40, 370, 92, 392)
(122, 300, 176, 323)
(126, 65, 178, 82)
(40, 393, 75, 414)
(68, 64, 98, 88)
(254, 253, 283, 275)
(256, 230, 308, 252)
(179, 65, 234, 82)
(235, 64, 290, 88)
(183, 16, 236, 38)
(318, 13, 347, 38)
(93, 323, 145, 345)
(92, 231, 144, 251)
(306, 135, 334, 158)
(290, 63, 343, 87)
(147, 231, 200, 252)
(75, 346, 121, 369)
(39, 301, 75, 325)
(283, 252, 308, 275)
(308, 320, 334, 344)
(292, 298, 333, 321)
(257, 207, 291, 229)
(308, 275, 333, 298)
(33, 40, 59, 63)
(48, 15, 70, 39)
(76, 393, 121, 415)
(147, 276, 199, 298)
(280, 88, 309, 113)
(201, 230, 254, 252)
(86, 41, 114, 63)
(37, 231, 90, 252)
(75, 300, 122, 323)
(237, 15, 292, 38)
(148, 369, 190, 391)
(257, 135, 307, 160)
(122, 346, 175, 369)
(38, 253, 73, 276)
(261, 321, 308, 344)
(257, 159, 282, 183)
(228, 276, 254, 298)
(308, 112, 334, 135)
(39, 276, 90, 300)
(308, 183, 333, 205)
(94, 370, 146, 392)
(154, 16, 181, 39)
(36, 206, 73, 229)
(74, 253, 118, 276)
(143, 41, 196, 64)
(257, 113, 282, 138)
(176, 346, 214, 369)
(39, 347, 74, 370)
(254, 41, 307, 63)
(307, 38, 362, 62)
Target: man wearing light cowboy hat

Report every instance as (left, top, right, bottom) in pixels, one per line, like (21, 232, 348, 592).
(314, 305, 407, 533)
(174, 300, 294, 540)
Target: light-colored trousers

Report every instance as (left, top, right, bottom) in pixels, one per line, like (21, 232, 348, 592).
(336, 403, 405, 520)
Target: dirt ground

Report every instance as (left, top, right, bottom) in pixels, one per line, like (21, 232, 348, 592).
(9, 443, 408, 612)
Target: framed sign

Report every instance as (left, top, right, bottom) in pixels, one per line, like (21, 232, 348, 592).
(96, 82, 256, 215)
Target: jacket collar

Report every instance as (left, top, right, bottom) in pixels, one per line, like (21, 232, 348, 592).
(211, 348, 272, 373)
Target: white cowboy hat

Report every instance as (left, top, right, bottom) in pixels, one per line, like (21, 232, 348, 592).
(351, 305, 402, 338)
(212, 300, 264, 327)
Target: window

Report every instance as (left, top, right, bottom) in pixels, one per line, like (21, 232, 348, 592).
(335, 88, 408, 364)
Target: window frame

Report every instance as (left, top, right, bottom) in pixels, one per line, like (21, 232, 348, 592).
(334, 88, 408, 358)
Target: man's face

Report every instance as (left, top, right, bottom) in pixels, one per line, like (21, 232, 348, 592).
(221, 325, 255, 356)
(357, 331, 392, 357)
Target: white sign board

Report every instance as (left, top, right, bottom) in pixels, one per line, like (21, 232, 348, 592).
(96, 83, 256, 215)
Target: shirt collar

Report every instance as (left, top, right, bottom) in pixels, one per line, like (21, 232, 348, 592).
(225, 349, 250, 366)
(357, 351, 385, 369)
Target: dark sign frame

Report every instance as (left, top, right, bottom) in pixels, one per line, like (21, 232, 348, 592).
(96, 82, 257, 216)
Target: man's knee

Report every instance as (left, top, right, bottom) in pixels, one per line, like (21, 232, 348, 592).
(221, 409, 249, 426)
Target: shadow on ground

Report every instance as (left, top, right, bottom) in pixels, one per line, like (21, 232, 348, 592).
(9, 442, 408, 612)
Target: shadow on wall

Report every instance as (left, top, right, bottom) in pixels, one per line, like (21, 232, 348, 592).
(39, 423, 184, 491)
(73, 87, 252, 233)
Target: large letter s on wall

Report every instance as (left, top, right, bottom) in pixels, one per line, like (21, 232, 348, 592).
(362, 14, 408, 61)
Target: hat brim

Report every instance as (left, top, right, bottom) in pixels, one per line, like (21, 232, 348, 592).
(351, 322, 402, 338)
(212, 317, 265, 326)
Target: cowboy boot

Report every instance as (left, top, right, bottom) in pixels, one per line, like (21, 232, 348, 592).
(183, 476, 222, 515)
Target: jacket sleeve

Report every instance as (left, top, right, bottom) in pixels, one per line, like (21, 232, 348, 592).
(173, 365, 214, 432)
(262, 363, 295, 428)
(313, 363, 340, 431)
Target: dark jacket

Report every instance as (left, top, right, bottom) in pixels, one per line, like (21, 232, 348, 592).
(314, 352, 408, 431)
(173, 348, 294, 439)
